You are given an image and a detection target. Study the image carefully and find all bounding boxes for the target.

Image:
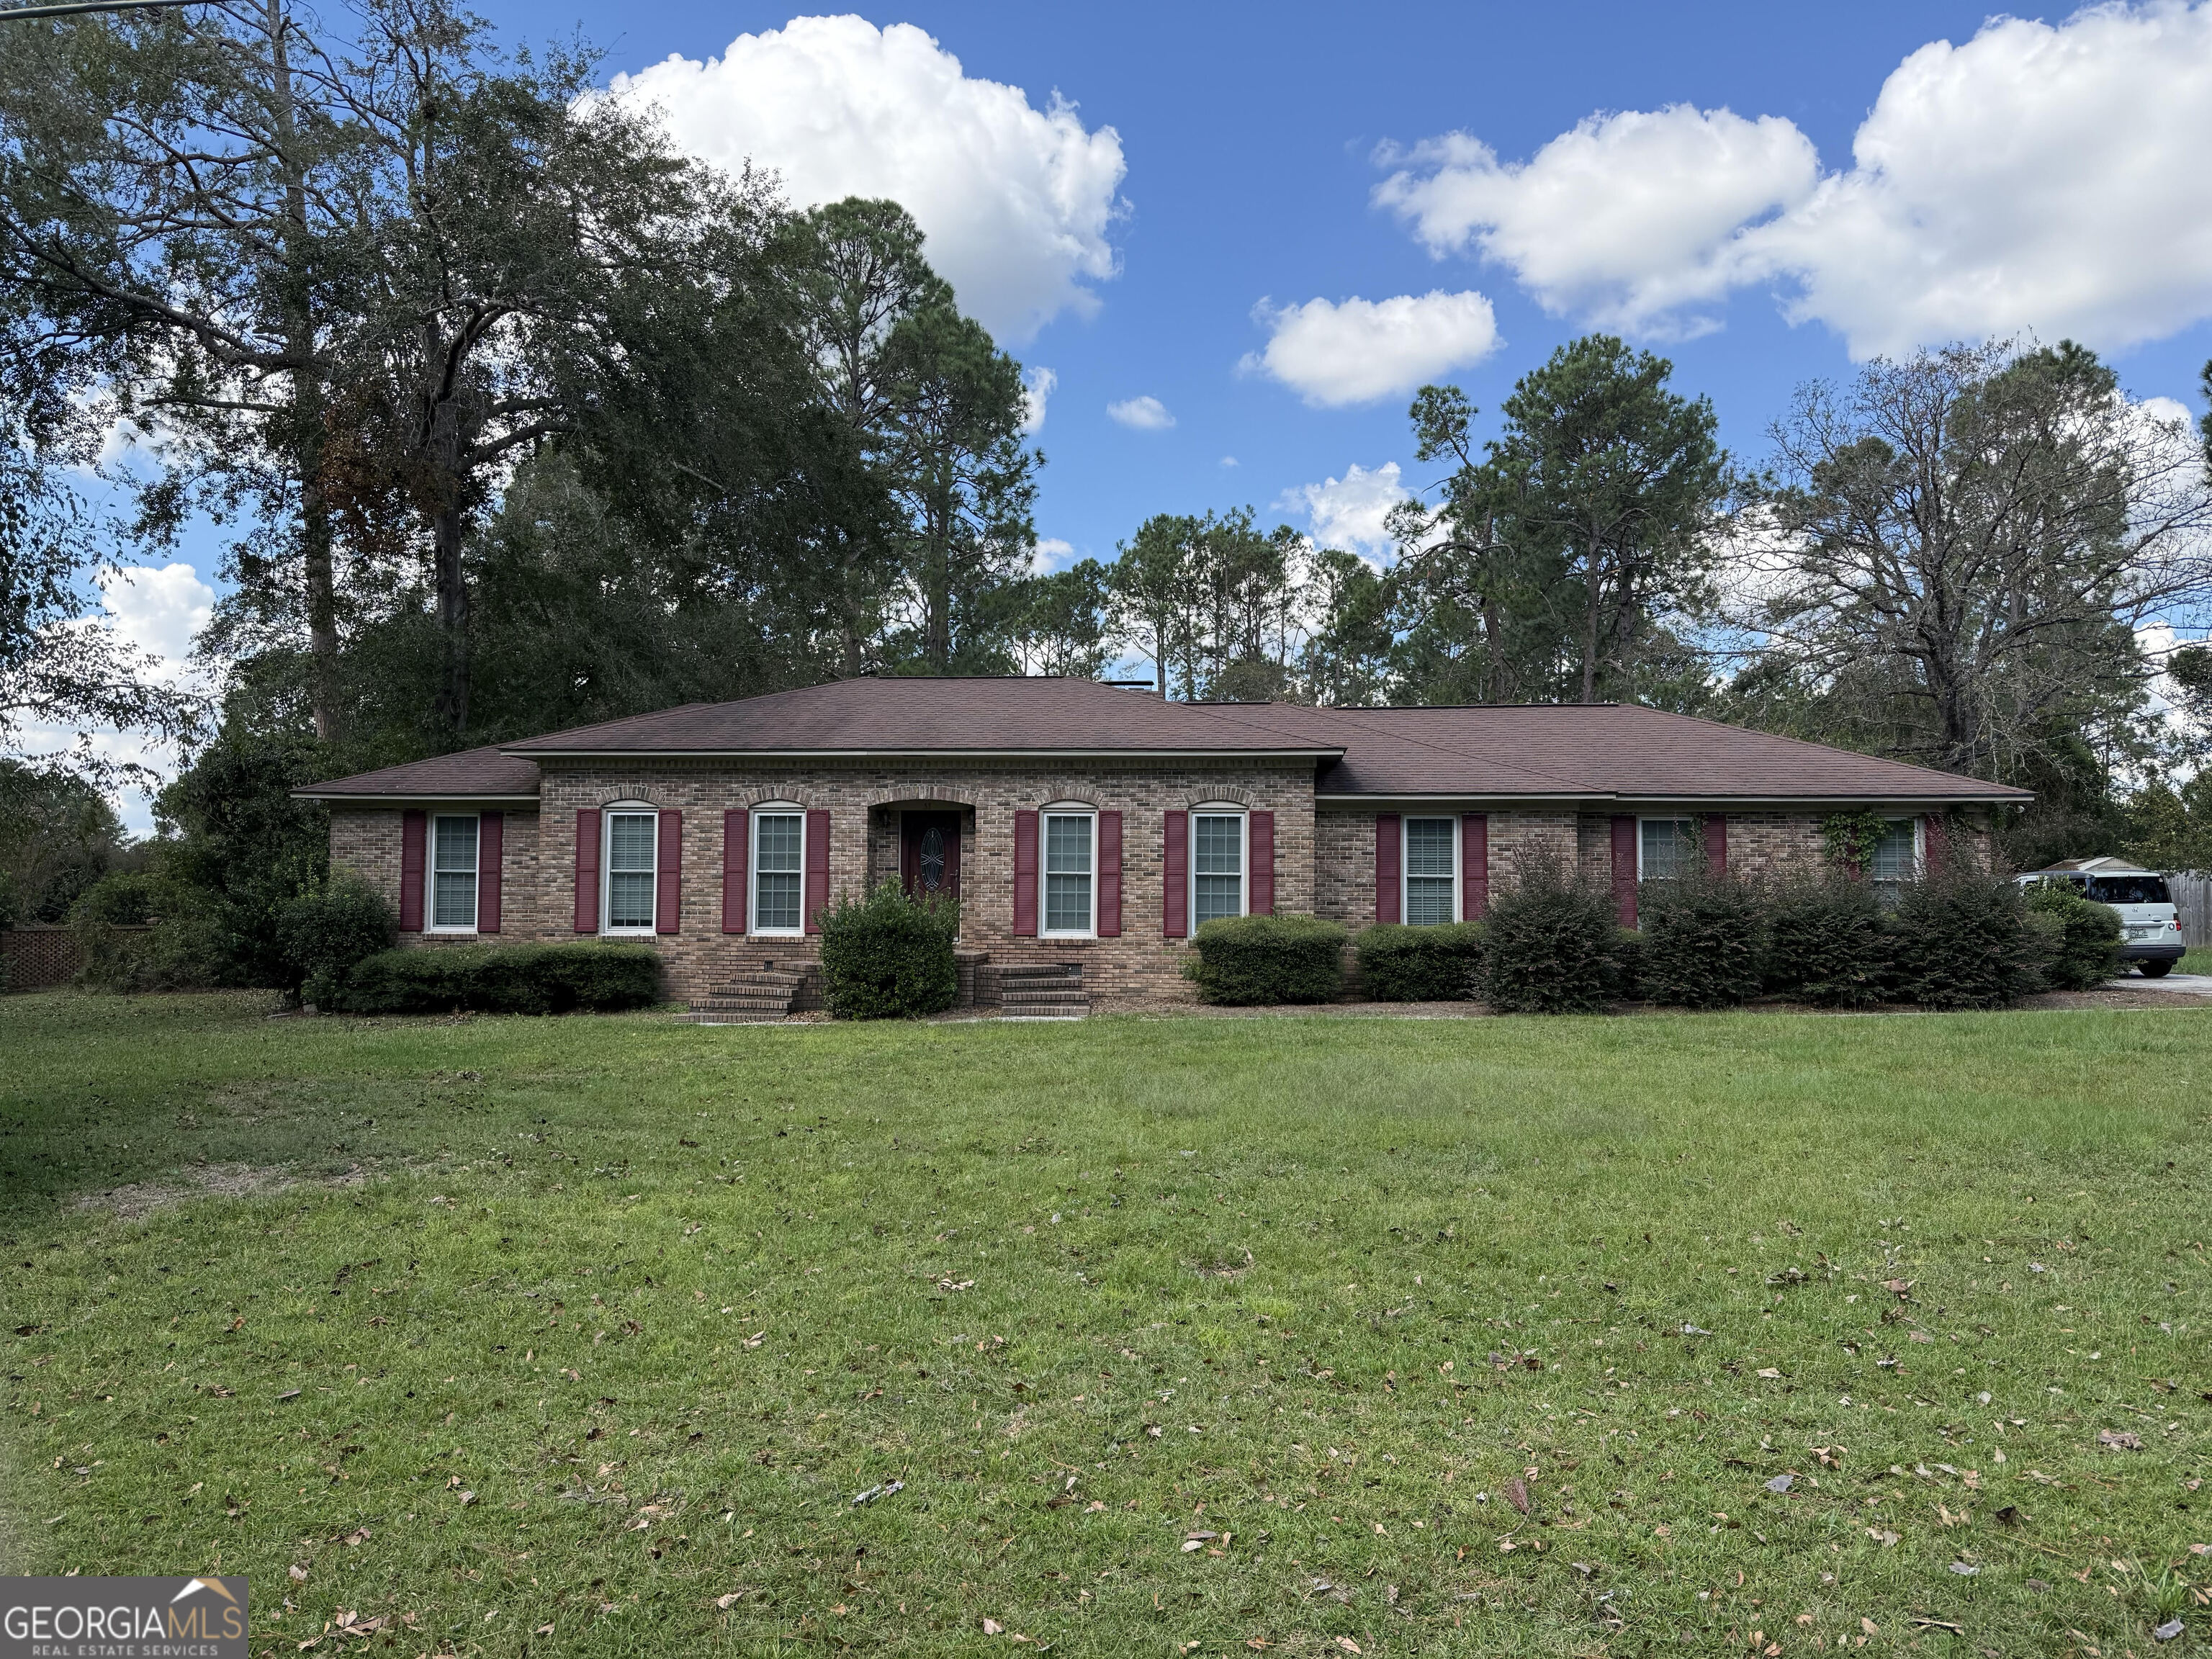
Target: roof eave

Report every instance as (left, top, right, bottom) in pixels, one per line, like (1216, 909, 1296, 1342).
(502, 746, 1346, 762)
(290, 790, 543, 804)
(1315, 791, 2033, 806)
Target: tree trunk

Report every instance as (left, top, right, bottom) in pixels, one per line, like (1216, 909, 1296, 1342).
(267, 0, 341, 740)
(425, 369, 469, 736)
(1580, 539, 1602, 703)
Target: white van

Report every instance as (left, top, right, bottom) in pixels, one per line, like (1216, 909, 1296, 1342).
(2015, 857, 2187, 977)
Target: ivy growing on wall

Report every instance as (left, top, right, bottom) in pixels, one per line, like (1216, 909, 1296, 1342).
(1821, 810, 1892, 873)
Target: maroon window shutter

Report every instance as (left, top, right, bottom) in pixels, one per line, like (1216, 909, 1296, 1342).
(1462, 813, 1488, 920)
(1703, 814, 1727, 878)
(655, 809, 683, 935)
(478, 811, 503, 934)
(573, 809, 600, 933)
(1611, 814, 1638, 927)
(1375, 813, 1401, 925)
(399, 809, 426, 932)
(803, 809, 830, 934)
(1249, 810, 1275, 916)
(1012, 809, 1039, 936)
(722, 809, 749, 935)
(1162, 810, 1187, 938)
(1923, 813, 1947, 873)
(1097, 809, 1123, 937)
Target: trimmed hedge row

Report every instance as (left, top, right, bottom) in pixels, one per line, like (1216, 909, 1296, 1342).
(331, 943, 662, 1015)
(1187, 914, 1346, 1004)
(1355, 922, 1486, 1001)
(1210, 860, 2097, 1014)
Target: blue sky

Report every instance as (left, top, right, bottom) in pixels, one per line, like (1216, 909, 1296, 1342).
(53, 1, 2212, 821)
(532, 0, 2212, 568)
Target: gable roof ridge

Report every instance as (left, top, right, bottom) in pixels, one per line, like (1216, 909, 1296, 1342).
(1607, 701, 2008, 788)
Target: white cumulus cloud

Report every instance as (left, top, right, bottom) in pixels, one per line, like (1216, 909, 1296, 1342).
(101, 562, 215, 668)
(1375, 108, 1819, 337)
(612, 16, 1126, 342)
(1377, 3, 2212, 358)
(1277, 462, 1412, 563)
(1241, 291, 1500, 408)
(1031, 535, 1076, 573)
(1107, 395, 1174, 431)
(1020, 366, 1056, 433)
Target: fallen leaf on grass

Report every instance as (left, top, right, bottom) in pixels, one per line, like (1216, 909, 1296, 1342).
(1503, 1478, 1530, 1515)
(2098, 1429, 2143, 1452)
(342, 1527, 370, 1547)
(534, 1624, 554, 1637)
(1867, 1529, 1899, 1547)
(714, 1593, 747, 1611)
(1948, 1563, 1978, 1575)
(1756, 1368, 1783, 1380)
(1861, 1619, 1879, 1637)
(1335, 1641, 1362, 1655)
(1764, 1474, 1794, 1494)
(289, 1565, 308, 1583)
(982, 1617, 1003, 1635)
(851, 1480, 904, 1506)
(2156, 1619, 2186, 1641)
(1910, 1617, 1964, 1633)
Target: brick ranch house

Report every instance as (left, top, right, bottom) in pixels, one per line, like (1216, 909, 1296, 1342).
(296, 677, 2031, 1012)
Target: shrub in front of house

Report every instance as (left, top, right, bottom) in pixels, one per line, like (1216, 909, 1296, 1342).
(2021, 884, 2123, 990)
(817, 882, 959, 1020)
(1355, 921, 1485, 1001)
(1188, 914, 1346, 1004)
(1609, 928, 1644, 1000)
(1636, 872, 1769, 1010)
(276, 872, 396, 1007)
(333, 942, 662, 1015)
(1762, 873, 1890, 1007)
(1480, 851, 1619, 1015)
(1884, 868, 2044, 1010)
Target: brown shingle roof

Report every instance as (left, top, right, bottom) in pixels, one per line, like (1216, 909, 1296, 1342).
(499, 677, 1339, 756)
(292, 743, 544, 802)
(293, 678, 2030, 805)
(1194, 701, 2032, 803)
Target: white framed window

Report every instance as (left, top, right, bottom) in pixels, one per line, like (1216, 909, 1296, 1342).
(430, 814, 480, 932)
(602, 805, 658, 934)
(1403, 816, 1457, 925)
(1041, 804, 1097, 938)
(1190, 806, 1247, 927)
(751, 806, 806, 935)
(1638, 817, 1697, 883)
(1869, 817, 1922, 900)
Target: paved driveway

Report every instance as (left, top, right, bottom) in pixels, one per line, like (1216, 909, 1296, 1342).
(2105, 971, 2212, 994)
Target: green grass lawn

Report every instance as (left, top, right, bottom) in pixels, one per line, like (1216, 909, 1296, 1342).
(3, 992, 2208, 1656)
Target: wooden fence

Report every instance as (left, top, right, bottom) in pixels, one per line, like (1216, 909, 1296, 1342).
(2170, 873, 2211, 951)
(1, 925, 82, 990)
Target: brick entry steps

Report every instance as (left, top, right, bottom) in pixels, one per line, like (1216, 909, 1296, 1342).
(997, 962, 1089, 1020)
(683, 967, 804, 1024)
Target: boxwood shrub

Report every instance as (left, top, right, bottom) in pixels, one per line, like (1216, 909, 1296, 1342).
(1188, 914, 1346, 1004)
(1354, 921, 1485, 1001)
(1637, 873, 1768, 1010)
(333, 942, 662, 1015)
(2022, 884, 2123, 990)
(1763, 873, 1889, 1007)
(1480, 853, 1619, 1015)
(817, 882, 959, 1020)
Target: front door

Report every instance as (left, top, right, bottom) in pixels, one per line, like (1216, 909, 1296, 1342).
(901, 811, 962, 906)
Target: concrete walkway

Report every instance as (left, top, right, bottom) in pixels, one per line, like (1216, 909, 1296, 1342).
(2105, 971, 2212, 995)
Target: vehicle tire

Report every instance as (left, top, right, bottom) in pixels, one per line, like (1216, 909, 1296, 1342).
(2139, 960, 2174, 979)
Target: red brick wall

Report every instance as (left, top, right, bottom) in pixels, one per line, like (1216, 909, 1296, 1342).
(338, 760, 1316, 1005)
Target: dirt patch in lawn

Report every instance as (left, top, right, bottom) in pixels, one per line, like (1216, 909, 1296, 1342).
(71, 1160, 372, 1219)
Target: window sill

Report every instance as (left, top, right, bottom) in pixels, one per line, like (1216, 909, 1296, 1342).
(426, 927, 479, 937)
(601, 928, 659, 938)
